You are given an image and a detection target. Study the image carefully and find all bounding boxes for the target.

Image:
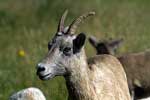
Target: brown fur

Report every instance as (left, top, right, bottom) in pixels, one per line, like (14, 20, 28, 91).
(118, 50, 150, 99)
(65, 50, 131, 100)
(89, 36, 150, 99)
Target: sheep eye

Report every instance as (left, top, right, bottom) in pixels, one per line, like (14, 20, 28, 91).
(48, 43, 52, 50)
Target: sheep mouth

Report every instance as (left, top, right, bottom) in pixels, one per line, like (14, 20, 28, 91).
(38, 73, 54, 80)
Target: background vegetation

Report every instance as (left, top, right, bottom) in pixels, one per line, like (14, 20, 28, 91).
(0, 0, 150, 99)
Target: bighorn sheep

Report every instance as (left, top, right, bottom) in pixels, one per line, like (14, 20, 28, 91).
(9, 87, 46, 100)
(89, 36, 150, 100)
(36, 10, 131, 100)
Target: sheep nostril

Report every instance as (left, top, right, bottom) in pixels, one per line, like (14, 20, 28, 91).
(37, 64, 46, 75)
(38, 67, 45, 72)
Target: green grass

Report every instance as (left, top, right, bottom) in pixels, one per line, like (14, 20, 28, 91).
(0, 0, 150, 99)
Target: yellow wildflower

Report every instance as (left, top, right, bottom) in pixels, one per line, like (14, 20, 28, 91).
(18, 50, 25, 57)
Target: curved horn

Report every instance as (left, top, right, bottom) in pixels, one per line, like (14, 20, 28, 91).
(57, 10, 68, 32)
(67, 11, 95, 34)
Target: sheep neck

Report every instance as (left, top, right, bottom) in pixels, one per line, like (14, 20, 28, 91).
(65, 50, 96, 100)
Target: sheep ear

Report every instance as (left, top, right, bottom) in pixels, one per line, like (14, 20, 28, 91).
(108, 38, 123, 50)
(88, 36, 98, 48)
(73, 33, 86, 54)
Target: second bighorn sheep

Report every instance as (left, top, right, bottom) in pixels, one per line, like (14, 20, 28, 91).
(89, 36, 123, 55)
(89, 36, 150, 100)
(36, 10, 131, 100)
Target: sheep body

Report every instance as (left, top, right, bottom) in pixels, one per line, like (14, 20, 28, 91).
(118, 50, 150, 99)
(86, 54, 131, 100)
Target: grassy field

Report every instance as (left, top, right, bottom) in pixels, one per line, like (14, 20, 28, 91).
(0, 0, 150, 99)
